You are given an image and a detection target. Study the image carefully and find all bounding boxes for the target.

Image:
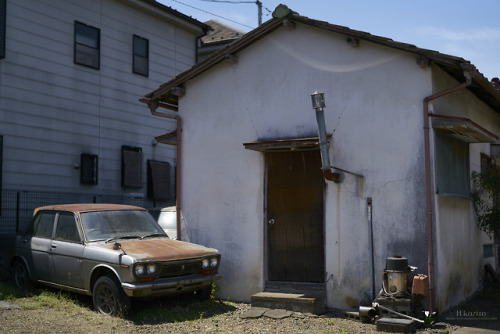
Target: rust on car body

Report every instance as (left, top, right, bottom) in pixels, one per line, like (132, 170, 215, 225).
(13, 204, 221, 316)
(34, 203, 144, 215)
(100, 239, 217, 261)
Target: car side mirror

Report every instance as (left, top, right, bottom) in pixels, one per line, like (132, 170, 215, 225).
(113, 242, 127, 255)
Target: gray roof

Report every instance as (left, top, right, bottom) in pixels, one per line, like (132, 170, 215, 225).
(201, 20, 244, 45)
(145, 5, 500, 113)
(140, 0, 210, 31)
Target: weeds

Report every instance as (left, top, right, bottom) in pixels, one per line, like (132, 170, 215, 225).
(22, 290, 86, 311)
(0, 281, 26, 300)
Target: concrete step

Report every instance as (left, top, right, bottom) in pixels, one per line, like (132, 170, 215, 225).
(250, 290, 326, 315)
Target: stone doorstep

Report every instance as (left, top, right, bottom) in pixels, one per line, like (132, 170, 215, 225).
(250, 291, 326, 315)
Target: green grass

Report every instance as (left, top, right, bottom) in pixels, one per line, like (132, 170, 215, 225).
(0, 276, 236, 323)
(0, 281, 27, 300)
(21, 290, 86, 311)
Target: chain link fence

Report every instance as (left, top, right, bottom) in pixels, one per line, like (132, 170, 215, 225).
(0, 189, 159, 234)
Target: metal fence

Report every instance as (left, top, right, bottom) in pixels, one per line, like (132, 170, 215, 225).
(0, 189, 155, 234)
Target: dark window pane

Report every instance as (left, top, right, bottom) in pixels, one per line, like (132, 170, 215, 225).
(435, 134, 470, 198)
(34, 212, 56, 239)
(75, 23, 99, 48)
(55, 213, 80, 242)
(133, 35, 148, 76)
(74, 21, 99, 69)
(133, 36, 148, 57)
(133, 55, 148, 75)
(75, 44, 99, 68)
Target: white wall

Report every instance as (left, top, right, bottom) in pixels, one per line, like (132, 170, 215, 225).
(0, 0, 202, 198)
(178, 23, 433, 306)
(429, 66, 500, 311)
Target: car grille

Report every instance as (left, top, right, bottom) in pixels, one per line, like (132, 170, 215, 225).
(158, 260, 201, 278)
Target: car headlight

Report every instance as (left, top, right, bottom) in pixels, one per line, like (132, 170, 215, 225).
(202, 258, 210, 270)
(210, 257, 219, 268)
(135, 264, 145, 276)
(147, 263, 157, 275)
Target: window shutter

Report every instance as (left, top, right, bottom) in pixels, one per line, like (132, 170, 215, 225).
(80, 153, 98, 185)
(147, 160, 170, 201)
(122, 146, 143, 188)
(0, 0, 6, 59)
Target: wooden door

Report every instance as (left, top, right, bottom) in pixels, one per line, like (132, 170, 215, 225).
(266, 150, 324, 282)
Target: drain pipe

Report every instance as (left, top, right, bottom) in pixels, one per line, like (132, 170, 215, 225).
(422, 63, 475, 313)
(311, 91, 345, 183)
(143, 99, 183, 241)
(367, 197, 375, 301)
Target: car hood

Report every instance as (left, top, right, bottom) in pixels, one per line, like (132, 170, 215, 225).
(99, 238, 218, 261)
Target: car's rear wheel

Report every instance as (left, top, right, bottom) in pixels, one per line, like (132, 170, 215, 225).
(13, 260, 32, 291)
(92, 275, 130, 316)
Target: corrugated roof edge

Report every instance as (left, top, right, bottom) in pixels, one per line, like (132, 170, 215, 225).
(143, 4, 500, 113)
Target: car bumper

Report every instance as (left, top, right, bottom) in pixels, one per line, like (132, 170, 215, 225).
(121, 274, 221, 298)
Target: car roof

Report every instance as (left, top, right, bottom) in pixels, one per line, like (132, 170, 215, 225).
(34, 204, 146, 215)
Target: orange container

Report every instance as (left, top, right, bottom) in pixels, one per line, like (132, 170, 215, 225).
(412, 274, 428, 298)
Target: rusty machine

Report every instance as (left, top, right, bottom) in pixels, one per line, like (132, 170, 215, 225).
(358, 256, 429, 328)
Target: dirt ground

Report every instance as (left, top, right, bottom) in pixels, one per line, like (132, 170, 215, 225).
(0, 263, 499, 333)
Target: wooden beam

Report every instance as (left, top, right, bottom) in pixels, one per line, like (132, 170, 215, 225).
(346, 37, 359, 48)
(170, 86, 185, 97)
(282, 19, 295, 30)
(224, 54, 238, 64)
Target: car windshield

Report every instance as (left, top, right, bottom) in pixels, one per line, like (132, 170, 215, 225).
(81, 210, 165, 242)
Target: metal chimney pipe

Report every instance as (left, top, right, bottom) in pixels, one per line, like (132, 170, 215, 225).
(311, 91, 344, 183)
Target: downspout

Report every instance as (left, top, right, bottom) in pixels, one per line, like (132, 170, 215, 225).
(367, 197, 375, 301)
(422, 63, 475, 313)
(146, 100, 183, 241)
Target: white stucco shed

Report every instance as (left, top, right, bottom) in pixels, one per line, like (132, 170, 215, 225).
(143, 5, 500, 313)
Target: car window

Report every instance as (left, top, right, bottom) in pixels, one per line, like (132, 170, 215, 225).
(34, 212, 56, 239)
(55, 213, 81, 243)
(81, 210, 164, 241)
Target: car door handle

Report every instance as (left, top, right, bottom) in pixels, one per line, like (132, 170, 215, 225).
(50, 243, 57, 249)
(21, 239, 27, 244)
(268, 219, 275, 225)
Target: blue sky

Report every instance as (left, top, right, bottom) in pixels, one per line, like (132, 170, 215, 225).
(160, 0, 500, 80)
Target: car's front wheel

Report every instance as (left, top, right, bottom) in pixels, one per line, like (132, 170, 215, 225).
(92, 275, 130, 316)
(13, 260, 32, 291)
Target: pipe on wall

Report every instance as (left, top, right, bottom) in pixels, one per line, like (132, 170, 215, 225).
(422, 63, 475, 313)
(311, 92, 345, 183)
(145, 99, 183, 241)
(367, 197, 375, 301)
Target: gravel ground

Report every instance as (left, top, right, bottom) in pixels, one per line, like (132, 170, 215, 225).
(0, 300, 457, 334)
(0, 262, 498, 334)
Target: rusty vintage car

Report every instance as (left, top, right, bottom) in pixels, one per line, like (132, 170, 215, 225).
(11, 204, 221, 315)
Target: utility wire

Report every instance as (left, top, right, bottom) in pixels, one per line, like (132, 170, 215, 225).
(201, 0, 255, 3)
(169, 0, 255, 29)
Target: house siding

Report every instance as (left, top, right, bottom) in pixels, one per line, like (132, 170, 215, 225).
(0, 0, 201, 198)
(178, 24, 432, 306)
